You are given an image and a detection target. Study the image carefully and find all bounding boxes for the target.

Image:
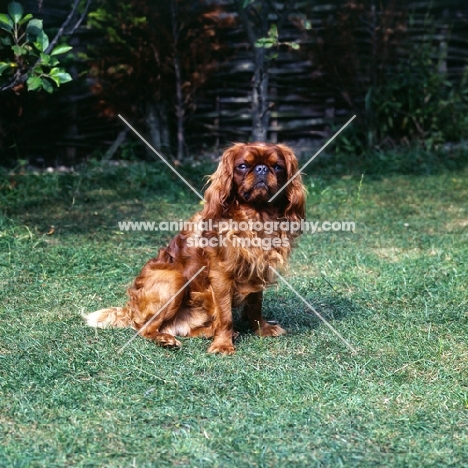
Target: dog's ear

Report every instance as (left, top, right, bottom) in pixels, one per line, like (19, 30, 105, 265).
(202, 144, 241, 219)
(276, 144, 306, 222)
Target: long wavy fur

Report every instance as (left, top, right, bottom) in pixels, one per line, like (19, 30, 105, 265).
(84, 142, 306, 354)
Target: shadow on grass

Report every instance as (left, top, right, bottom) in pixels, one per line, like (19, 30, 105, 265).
(231, 288, 362, 340)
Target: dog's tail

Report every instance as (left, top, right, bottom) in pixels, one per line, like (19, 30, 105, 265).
(83, 307, 133, 329)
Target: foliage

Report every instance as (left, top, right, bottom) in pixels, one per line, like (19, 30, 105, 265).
(86, 0, 225, 157)
(366, 42, 468, 150)
(314, 1, 468, 153)
(255, 23, 301, 57)
(1, 0, 468, 165)
(0, 1, 72, 93)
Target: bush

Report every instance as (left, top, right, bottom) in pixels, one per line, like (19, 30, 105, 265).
(0, 1, 72, 93)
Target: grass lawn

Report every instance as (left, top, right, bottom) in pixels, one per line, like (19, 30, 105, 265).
(0, 160, 467, 467)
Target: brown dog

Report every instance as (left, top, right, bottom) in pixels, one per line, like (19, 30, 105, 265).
(85, 143, 306, 354)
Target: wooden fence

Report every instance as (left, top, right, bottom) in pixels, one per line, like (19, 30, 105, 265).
(186, 0, 468, 155)
(1, 0, 467, 163)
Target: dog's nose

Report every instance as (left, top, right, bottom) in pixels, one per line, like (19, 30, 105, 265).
(254, 165, 268, 175)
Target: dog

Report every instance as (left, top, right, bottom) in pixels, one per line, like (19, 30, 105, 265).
(85, 142, 306, 354)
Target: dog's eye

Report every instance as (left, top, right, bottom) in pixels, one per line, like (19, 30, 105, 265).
(237, 163, 248, 170)
(274, 164, 284, 172)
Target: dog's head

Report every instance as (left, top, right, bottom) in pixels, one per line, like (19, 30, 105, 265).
(203, 142, 305, 221)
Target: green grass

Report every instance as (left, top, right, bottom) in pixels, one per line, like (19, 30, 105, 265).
(1, 160, 467, 467)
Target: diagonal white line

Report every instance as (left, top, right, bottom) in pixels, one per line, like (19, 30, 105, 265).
(269, 115, 356, 202)
(117, 266, 206, 354)
(269, 266, 358, 354)
(118, 114, 206, 202)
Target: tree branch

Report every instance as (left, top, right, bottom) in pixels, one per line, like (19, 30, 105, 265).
(0, 0, 90, 92)
(45, 0, 90, 55)
(67, 0, 91, 35)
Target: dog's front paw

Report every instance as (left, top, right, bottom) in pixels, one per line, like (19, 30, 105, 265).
(207, 341, 235, 355)
(255, 322, 286, 337)
(153, 333, 182, 349)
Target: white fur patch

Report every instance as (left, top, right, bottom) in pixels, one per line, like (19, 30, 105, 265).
(83, 309, 115, 328)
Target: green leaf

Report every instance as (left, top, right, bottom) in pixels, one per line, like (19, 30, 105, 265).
(47, 72, 60, 86)
(268, 24, 278, 40)
(12, 44, 26, 56)
(0, 13, 14, 31)
(56, 72, 72, 84)
(255, 38, 275, 48)
(49, 67, 72, 85)
(0, 62, 10, 75)
(42, 78, 54, 93)
(286, 42, 300, 50)
(26, 18, 43, 37)
(51, 44, 73, 56)
(34, 30, 49, 52)
(40, 52, 51, 65)
(19, 13, 33, 26)
(26, 75, 42, 91)
(293, 14, 312, 30)
(40, 30, 50, 51)
(8, 1, 23, 25)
